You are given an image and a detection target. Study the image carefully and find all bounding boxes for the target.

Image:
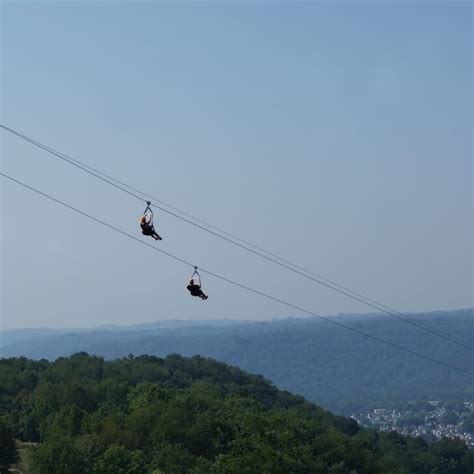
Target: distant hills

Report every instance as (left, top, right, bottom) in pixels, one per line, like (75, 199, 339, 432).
(1, 309, 472, 413)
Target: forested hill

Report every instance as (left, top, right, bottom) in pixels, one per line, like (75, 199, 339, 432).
(1, 353, 473, 473)
(1, 309, 472, 413)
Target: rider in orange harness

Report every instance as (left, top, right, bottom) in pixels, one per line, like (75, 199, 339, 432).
(140, 201, 162, 241)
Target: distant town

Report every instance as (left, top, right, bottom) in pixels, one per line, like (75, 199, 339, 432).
(352, 401, 474, 447)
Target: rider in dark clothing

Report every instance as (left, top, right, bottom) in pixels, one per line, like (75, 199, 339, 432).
(187, 278, 208, 300)
(140, 215, 162, 241)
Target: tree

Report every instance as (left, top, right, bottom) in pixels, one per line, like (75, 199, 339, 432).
(30, 436, 83, 474)
(92, 445, 145, 474)
(461, 412, 474, 434)
(0, 418, 19, 471)
(442, 411, 459, 426)
(430, 437, 473, 474)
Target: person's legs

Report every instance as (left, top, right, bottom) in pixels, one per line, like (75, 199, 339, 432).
(141, 225, 152, 236)
(150, 225, 162, 240)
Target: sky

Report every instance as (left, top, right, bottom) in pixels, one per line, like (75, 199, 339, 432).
(1, 1, 472, 330)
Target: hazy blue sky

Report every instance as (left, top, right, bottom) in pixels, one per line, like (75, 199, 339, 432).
(1, 1, 472, 330)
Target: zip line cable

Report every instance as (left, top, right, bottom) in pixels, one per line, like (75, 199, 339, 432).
(2, 171, 473, 377)
(3, 124, 472, 352)
(2, 124, 472, 352)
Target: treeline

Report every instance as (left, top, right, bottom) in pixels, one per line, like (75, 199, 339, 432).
(1, 353, 473, 473)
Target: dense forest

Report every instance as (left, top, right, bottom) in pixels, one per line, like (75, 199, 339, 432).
(1, 353, 473, 473)
(2, 310, 472, 413)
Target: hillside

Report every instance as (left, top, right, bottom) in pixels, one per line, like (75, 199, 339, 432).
(1, 353, 473, 473)
(2, 310, 472, 413)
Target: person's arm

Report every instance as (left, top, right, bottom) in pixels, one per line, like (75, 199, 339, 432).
(143, 201, 154, 223)
(143, 210, 153, 225)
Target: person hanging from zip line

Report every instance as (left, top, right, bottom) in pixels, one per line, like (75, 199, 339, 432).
(187, 267, 208, 300)
(140, 201, 162, 241)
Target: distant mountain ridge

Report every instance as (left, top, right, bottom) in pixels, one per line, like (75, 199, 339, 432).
(1, 309, 472, 413)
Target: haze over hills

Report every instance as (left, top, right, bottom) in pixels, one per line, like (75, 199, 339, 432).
(1, 309, 472, 414)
